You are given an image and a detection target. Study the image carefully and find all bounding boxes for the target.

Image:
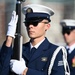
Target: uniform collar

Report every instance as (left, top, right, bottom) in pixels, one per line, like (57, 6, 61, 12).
(30, 38, 45, 49)
(66, 43, 75, 53)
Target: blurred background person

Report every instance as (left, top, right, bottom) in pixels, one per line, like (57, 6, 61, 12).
(60, 19, 75, 75)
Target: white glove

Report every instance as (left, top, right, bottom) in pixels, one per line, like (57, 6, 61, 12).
(6, 11, 18, 38)
(10, 58, 27, 74)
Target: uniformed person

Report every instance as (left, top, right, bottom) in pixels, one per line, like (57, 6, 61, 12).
(0, 4, 69, 75)
(60, 19, 75, 75)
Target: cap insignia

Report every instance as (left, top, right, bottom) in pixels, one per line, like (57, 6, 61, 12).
(26, 8, 33, 14)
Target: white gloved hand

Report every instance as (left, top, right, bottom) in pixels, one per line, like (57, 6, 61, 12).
(10, 58, 27, 74)
(6, 11, 18, 38)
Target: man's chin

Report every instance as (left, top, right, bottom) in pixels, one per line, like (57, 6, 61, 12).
(29, 36, 35, 39)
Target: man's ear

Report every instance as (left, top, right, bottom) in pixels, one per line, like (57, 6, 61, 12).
(45, 23, 50, 31)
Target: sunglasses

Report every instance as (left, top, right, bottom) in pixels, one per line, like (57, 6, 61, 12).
(62, 30, 72, 35)
(24, 19, 49, 27)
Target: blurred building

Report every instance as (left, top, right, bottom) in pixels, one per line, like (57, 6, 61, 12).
(0, 0, 5, 47)
(0, 0, 75, 47)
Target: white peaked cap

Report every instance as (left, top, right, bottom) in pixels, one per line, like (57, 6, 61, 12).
(22, 4, 54, 16)
(60, 19, 75, 27)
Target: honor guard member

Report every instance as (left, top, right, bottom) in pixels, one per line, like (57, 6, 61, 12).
(60, 19, 75, 75)
(0, 4, 70, 75)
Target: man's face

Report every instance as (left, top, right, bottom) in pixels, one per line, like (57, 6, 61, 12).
(25, 19, 50, 39)
(63, 29, 75, 45)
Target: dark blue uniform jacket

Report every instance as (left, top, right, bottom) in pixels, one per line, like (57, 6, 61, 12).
(67, 48, 75, 75)
(0, 38, 65, 75)
(0, 42, 12, 75)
